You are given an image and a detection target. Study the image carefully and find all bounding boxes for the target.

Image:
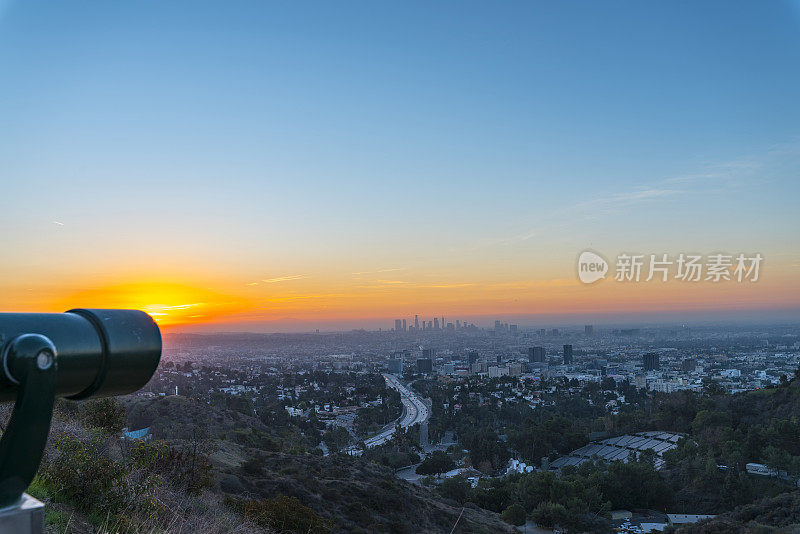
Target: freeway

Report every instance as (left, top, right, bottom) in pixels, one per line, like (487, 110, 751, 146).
(360, 374, 430, 449)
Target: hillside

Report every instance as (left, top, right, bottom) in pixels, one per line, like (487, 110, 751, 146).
(667, 491, 800, 533)
(27, 395, 514, 534)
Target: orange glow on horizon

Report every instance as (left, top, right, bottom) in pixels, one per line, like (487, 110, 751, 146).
(52, 282, 253, 327)
(6, 263, 795, 330)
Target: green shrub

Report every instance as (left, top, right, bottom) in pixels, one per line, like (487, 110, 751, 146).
(501, 503, 526, 526)
(234, 428, 281, 451)
(27, 475, 49, 501)
(44, 509, 71, 530)
(129, 440, 214, 494)
(80, 398, 128, 434)
(228, 495, 334, 533)
(530, 501, 569, 528)
(438, 476, 472, 504)
(240, 455, 265, 476)
(41, 433, 160, 523)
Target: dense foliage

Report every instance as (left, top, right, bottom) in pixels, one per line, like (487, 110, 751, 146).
(418, 372, 800, 531)
(416, 451, 456, 476)
(228, 495, 334, 533)
(439, 458, 670, 532)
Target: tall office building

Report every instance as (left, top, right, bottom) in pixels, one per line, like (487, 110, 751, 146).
(563, 344, 573, 365)
(681, 358, 696, 373)
(395, 319, 402, 331)
(528, 346, 546, 363)
(402, 319, 407, 331)
(414, 315, 419, 329)
(643, 352, 660, 371)
(468, 351, 479, 365)
(387, 359, 402, 374)
(433, 317, 440, 330)
(416, 358, 433, 373)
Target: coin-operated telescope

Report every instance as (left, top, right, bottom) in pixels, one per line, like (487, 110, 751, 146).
(0, 309, 161, 532)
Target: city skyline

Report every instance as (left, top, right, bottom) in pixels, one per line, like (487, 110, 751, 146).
(1, 1, 799, 330)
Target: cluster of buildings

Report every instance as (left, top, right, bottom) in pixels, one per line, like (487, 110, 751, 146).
(393, 315, 479, 333)
(386, 344, 578, 379)
(381, 323, 800, 395)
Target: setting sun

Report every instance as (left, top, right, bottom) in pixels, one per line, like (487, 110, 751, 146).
(53, 282, 252, 327)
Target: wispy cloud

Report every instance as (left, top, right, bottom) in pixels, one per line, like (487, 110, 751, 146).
(143, 302, 204, 316)
(351, 268, 406, 276)
(146, 302, 204, 311)
(356, 281, 475, 290)
(572, 188, 682, 214)
(259, 293, 348, 303)
(354, 278, 576, 291)
(245, 274, 307, 286)
(664, 140, 800, 188)
(486, 278, 578, 290)
(262, 275, 306, 283)
(486, 141, 800, 250)
(664, 159, 761, 186)
(473, 188, 682, 250)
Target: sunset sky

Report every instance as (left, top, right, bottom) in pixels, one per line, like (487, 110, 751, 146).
(1, 1, 799, 331)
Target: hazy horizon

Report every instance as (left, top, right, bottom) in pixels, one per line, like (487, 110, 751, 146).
(165, 306, 800, 334)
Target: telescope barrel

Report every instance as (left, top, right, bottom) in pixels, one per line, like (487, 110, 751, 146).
(0, 309, 161, 402)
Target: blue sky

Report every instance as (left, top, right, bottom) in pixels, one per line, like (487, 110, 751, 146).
(0, 1, 798, 327)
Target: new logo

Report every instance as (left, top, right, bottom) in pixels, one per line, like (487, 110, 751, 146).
(577, 250, 608, 284)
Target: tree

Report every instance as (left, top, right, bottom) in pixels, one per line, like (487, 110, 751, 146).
(438, 475, 471, 504)
(599, 461, 673, 510)
(702, 377, 725, 396)
(530, 501, 568, 528)
(323, 426, 350, 453)
(601, 377, 617, 391)
(501, 503, 526, 526)
(467, 428, 510, 474)
(639, 448, 658, 468)
(416, 451, 455, 476)
(81, 398, 127, 434)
